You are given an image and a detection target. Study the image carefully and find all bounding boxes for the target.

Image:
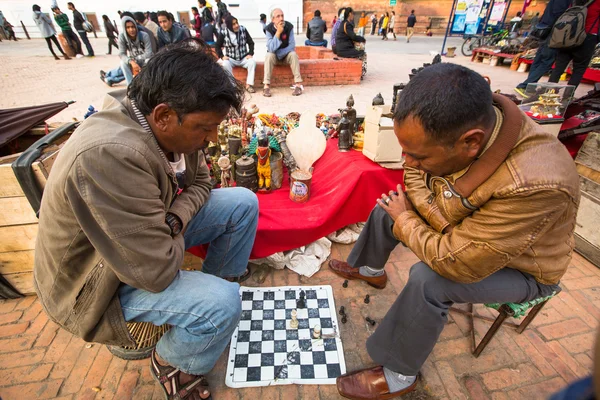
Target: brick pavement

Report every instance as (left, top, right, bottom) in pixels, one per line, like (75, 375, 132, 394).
(0, 245, 598, 400)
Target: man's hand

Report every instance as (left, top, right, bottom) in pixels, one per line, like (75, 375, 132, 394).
(245, 54, 253, 59)
(275, 21, 284, 37)
(377, 184, 414, 221)
(130, 60, 141, 76)
(222, 56, 229, 61)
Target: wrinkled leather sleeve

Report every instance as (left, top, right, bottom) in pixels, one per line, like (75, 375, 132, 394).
(65, 144, 184, 293)
(404, 167, 450, 233)
(168, 155, 212, 231)
(392, 189, 571, 283)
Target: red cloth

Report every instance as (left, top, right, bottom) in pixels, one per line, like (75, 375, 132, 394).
(188, 139, 405, 259)
(585, 0, 600, 34)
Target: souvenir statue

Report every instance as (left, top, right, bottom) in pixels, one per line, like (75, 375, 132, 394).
(256, 134, 272, 191)
(207, 143, 221, 182)
(391, 83, 405, 112)
(338, 111, 351, 152)
(345, 94, 357, 137)
(275, 131, 298, 173)
(217, 154, 232, 188)
(235, 155, 258, 192)
(372, 93, 384, 106)
(529, 90, 562, 118)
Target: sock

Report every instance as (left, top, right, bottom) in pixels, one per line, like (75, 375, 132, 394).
(383, 367, 416, 392)
(359, 265, 384, 277)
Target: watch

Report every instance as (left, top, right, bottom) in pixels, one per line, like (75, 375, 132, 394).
(165, 213, 183, 236)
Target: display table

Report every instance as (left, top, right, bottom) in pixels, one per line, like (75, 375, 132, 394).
(188, 139, 406, 259)
(471, 48, 516, 65)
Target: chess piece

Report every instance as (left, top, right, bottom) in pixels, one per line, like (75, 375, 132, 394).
(312, 324, 321, 339)
(338, 111, 351, 152)
(290, 309, 299, 329)
(364, 294, 370, 304)
(297, 290, 306, 309)
(339, 306, 345, 315)
(256, 134, 272, 191)
(365, 317, 376, 326)
(217, 155, 232, 188)
(342, 280, 348, 288)
(341, 316, 347, 324)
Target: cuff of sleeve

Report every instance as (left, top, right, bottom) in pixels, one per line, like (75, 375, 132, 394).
(392, 210, 423, 242)
(167, 207, 190, 232)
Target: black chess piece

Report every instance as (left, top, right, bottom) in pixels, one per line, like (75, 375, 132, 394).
(365, 317, 376, 326)
(342, 280, 348, 288)
(297, 290, 306, 309)
(339, 306, 345, 315)
(364, 294, 370, 304)
(341, 316, 347, 324)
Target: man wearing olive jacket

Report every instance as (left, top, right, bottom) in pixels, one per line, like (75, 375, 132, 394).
(330, 63, 580, 400)
(34, 41, 257, 399)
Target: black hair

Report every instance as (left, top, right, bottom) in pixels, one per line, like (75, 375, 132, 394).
(192, 7, 198, 13)
(32, 4, 41, 11)
(337, 7, 345, 18)
(157, 10, 171, 21)
(411, 9, 415, 13)
(102, 14, 109, 21)
(199, 0, 207, 6)
(314, 10, 321, 17)
(393, 63, 494, 146)
(342, 7, 353, 21)
(133, 11, 145, 23)
(121, 11, 134, 19)
(67, 2, 74, 7)
(128, 39, 245, 119)
(150, 12, 158, 24)
(260, 13, 266, 20)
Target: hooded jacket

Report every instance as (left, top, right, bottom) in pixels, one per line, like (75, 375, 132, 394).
(118, 16, 153, 65)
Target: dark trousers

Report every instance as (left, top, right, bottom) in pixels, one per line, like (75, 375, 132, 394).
(549, 33, 599, 88)
(63, 29, 82, 55)
(348, 205, 559, 375)
(371, 21, 376, 35)
(107, 36, 118, 54)
(77, 30, 94, 56)
(517, 38, 557, 89)
(45, 35, 65, 57)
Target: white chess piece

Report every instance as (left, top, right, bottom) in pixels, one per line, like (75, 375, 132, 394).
(290, 309, 299, 329)
(313, 324, 321, 339)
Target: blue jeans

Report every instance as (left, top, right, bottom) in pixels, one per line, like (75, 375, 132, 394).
(77, 30, 94, 56)
(305, 39, 328, 47)
(118, 187, 259, 375)
(105, 66, 125, 85)
(517, 38, 557, 89)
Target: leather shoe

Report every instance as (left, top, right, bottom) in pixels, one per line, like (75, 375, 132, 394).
(329, 259, 387, 289)
(337, 366, 418, 400)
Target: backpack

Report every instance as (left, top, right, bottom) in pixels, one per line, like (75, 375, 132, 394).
(549, 0, 595, 49)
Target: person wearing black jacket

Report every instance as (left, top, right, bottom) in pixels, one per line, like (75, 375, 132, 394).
(102, 14, 118, 55)
(514, 0, 571, 95)
(216, 15, 256, 93)
(67, 2, 94, 56)
(378, 14, 385, 35)
(336, 7, 367, 79)
(305, 10, 327, 47)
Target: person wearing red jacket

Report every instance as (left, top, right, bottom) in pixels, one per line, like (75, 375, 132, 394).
(549, 0, 600, 87)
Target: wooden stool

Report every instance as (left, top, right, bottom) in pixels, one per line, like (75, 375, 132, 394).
(450, 290, 559, 357)
(107, 322, 170, 360)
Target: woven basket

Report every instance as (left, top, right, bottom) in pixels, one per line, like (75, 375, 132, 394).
(107, 322, 171, 360)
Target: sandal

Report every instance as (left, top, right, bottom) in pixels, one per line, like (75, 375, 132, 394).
(150, 349, 212, 400)
(225, 266, 251, 283)
(246, 85, 255, 93)
(263, 87, 272, 97)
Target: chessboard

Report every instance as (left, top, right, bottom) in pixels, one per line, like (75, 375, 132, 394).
(225, 285, 347, 388)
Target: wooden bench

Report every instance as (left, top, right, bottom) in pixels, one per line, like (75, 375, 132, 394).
(230, 46, 362, 87)
(471, 48, 516, 66)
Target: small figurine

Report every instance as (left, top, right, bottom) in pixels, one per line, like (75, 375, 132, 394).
(256, 134, 272, 191)
(372, 93, 385, 106)
(217, 154, 232, 188)
(275, 131, 298, 173)
(312, 324, 321, 339)
(338, 111, 351, 152)
(529, 89, 562, 118)
(297, 290, 306, 309)
(345, 94, 357, 137)
(290, 309, 299, 329)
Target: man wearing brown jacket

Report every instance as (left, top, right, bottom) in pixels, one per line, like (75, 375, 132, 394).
(34, 41, 255, 399)
(331, 63, 580, 400)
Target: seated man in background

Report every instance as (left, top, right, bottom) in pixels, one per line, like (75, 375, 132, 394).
(118, 16, 153, 84)
(330, 63, 579, 399)
(263, 8, 303, 97)
(35, 40, 257, 400)
(157, 10, 190, 49)
(216, 15, 256, 93)
(201, 18, 218, 46)
(305, 9, 327, 47)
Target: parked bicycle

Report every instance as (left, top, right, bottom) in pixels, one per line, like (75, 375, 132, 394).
(461, 26, 520, 57)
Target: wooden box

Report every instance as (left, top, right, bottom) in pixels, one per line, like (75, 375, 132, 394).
(362, 105, 403, 163)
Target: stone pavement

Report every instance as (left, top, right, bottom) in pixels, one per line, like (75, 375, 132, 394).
(1, 34, 599, 400)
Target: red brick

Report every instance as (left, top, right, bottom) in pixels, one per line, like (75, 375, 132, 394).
(557, 332, 596, 354)
(574, 353, 594, 370)
(561, 276, 599, 291)
(506, 376, 566, 400)
(14, 295, 37, 311)
(463, 376, 490, 400)
(567, 290, 600, 328)
(318, 385, 339, 399)
(49, 335, 86, 379)
(547, 340, 591, 378)
(0, 363, 53, 386)
(0, 335, 36, 353)
(25, 310, 48, 336)
(431, 337, 471, 360)
(449, 348, 517, 375)
(44, 327, 73, 363)
(0, 311, 23, 325)
(77, 346, 114, 399)
(513, 332, 557, 377)
(536, 318, 590, 340)
(523, 331, 578, 383)
(0, 347, 45, 368)
(34, 321, 60, 347)
(563, 265, 588, 280)
(20, 301, 42, 321)
(0, 299, 18, 313)
(421, 359, 448, 398)
(0, 322, 29, 338)
(435, 361, 467, 399)
(59, 342, 101, 395)
(480, 363, 541, 391)
(97, 355, 128, 398)
(0, 378, 63, 399)
(114, 369, 140, 399)
(491, 392, 510, 400)
(131, 384, 155, 400)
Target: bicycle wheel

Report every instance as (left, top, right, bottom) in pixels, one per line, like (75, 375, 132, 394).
(462, 37, 481, 57)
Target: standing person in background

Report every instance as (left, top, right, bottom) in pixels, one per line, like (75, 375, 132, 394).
(370, 13, 377, 35)
(407, 9, 417, 42)
(529, 12, 540, 32)
(102, 14, 118, 55)
(331, 7, 346, 54)
(33, 4, 70, 60)
(357, 11, 368, 36)
(514, 0, 570, 96)
(382, 12, 389, 40)
(216, 0, 228, 28)
(67, 2, 94, 56)
(305, 9, 327, 47)
(548, 0, 600, 88)
(157, 10, 190, 49)
(378, 14, 384, 35)
(217, 15, 256, 93)
(191, 7, 202, 38)
(52, 6, 83, 58)
(260, 13, 267, 34)
(389, 11, 397, 40)
(199, 0, 214, 24)
(510, 11, 523, 35)
(333, 15, 338, 27)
